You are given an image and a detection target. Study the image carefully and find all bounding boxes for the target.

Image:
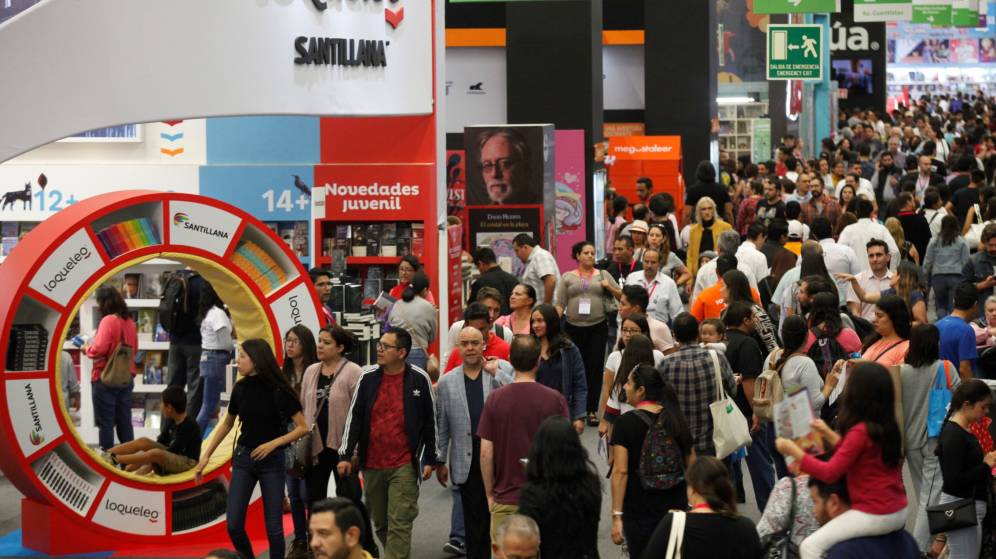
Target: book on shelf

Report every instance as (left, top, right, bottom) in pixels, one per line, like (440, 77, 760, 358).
(131, 406, 146, 428)
(137, 309, 156, 341)
(322, 238, 334, 257)
(154, 323, 170, 342)
(95, 218, 161, 259)
(365, 224, 381, 257)
(1, 237, 17, 257)
(396, 223, 412, 257)
(351, 226, 367, 257)
(144, 400, 162, 430)
(6, 324, 49, 371)
(380, 223, 397, 257)
(231, 240, 288, 294)
(331, 249, 347, 277)
(334, 225, 351, 253)
(123, 273, 143, 300)
(411, 223, 425, 255)
(278, 225, 295, 252)
(1, 222, 18, 237)
(18, 222, 36, 238)
(345, 283, 363, 313)
(293, 221, 309, 258)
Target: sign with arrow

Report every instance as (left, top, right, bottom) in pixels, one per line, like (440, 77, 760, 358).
(767, 24, 824, 81)
(912, 0, 952, 25)
(951, 0, 979, 26)
(754, 0, 840, 13)
(854, 0, 913, 21)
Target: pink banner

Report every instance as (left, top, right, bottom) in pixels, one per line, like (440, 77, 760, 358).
(447, 223, 464, 325)
(554, 130, 587, 272)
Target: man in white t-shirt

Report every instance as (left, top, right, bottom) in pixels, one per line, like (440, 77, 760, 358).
(624, 248, 683, 325)
(736, 223, 770, 288)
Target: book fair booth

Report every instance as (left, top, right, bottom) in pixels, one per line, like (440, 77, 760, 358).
(0, 0, 444, 555)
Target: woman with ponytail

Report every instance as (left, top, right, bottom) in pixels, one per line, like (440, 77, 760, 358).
(641, 456, 763, 558)
(609, 365, 693, 559)
(762, 315, 839, 416)
(775, 362, 907, 559)
(386, 270, 437, 372)
(935, 379, 996, 559)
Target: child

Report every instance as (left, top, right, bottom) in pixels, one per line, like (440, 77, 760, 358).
(105, 386, 201, 476)
(699, 318, 727, 354)
(775, 362, 907, 559)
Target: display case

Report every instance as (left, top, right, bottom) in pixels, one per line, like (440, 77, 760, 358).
(718, 102, 769, 162)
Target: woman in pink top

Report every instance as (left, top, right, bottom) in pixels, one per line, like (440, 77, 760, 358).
(860, 294, 910, 367)
(776, 362, 907, 559)
(494, 283, 536, 336)
(803, 292, 862, 355)
(84, 285, 139, 450)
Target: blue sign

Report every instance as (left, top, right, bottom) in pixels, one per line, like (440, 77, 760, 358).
(199, 166, 315, 222)
(206, 116, 320, 165)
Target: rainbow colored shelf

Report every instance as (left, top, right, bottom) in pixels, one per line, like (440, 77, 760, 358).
(94, 217, 160, 258)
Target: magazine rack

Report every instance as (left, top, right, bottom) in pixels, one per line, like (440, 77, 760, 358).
(0, 191, 324, 554)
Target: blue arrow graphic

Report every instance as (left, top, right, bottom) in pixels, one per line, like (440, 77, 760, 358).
(160, 132, 184, 142)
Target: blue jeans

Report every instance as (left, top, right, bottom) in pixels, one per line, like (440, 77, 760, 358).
(196, 350, 231, 432)
(286, 475, 308, 542)
(744, 423, 777, 512)
(931, 274, 962, 319)
(450, 484, 465, 543)
(228, 445, 287, 559)
(91, 380, 134, 450)
(406, 347, 428, 371)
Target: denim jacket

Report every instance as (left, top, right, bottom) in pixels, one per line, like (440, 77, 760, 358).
(923, 236, 969, 277)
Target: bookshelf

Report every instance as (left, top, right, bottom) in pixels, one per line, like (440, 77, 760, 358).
(718, 102, 769, 162)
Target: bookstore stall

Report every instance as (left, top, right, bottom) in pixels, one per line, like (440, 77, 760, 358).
(0, 0, 443, 555)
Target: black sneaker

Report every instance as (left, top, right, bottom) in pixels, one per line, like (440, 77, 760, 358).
(443, 539, 466, 556)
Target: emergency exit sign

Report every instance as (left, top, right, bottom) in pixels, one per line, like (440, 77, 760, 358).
(767, 24, 824, 81)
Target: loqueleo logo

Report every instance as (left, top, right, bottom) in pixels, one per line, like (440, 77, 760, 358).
(104, 500, 160, 523)
(24, 383, 44, 446)
(41, 247, 92, 293)
(173, 212, 230, 240)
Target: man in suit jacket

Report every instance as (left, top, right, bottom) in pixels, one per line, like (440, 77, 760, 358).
(436, 326, 514, 559)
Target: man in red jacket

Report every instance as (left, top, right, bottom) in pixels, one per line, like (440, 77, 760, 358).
(443, 303, 510, 374)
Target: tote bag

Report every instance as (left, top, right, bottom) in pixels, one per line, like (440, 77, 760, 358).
(100, 319, 134, 388)
(708, 350, 752, 458)
(927, 360, 953, 438)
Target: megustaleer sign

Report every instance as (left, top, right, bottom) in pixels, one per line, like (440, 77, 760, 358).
(608, 136, 683, 161)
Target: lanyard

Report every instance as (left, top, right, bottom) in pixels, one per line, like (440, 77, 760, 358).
(579, 269, 596, 292)
(618, 260, 636, 277)
(647, 280, 659, 300)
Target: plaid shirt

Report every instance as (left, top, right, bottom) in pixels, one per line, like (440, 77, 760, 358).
(799, 196, 841, 226)
(657, 345, 737, 455)
(521, 246, 561, 303)
(736, 196, 761, 237)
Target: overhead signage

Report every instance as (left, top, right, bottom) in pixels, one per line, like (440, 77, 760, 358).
(912, 0, 952, 24)
(608, 136, 682, 161)
(28, 228, 104, 307)
(315, 165, 436, 220)
(951, 0, 979, 26)
(767, 24, 825, 81)
(167, 201, 242, 257)
(199, 166, 314, 222)
(754, 0, 840, 13)
(854, 0, 913, 21)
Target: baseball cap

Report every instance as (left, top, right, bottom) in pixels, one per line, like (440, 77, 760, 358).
(630, 220, 649, 234)
(788, 220, 804, 239)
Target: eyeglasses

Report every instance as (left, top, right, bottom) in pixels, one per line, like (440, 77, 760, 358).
(285, 338, 301, 346)
(480, 157, 519, 174)
(377, 342, 400, 351)
(620, 328, 642, 335)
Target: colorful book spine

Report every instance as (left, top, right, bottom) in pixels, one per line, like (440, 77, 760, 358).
(95, 218, 161, 258)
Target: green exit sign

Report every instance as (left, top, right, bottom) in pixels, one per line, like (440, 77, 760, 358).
(767, 24, 824, 81)
(754, 0, 839, 13)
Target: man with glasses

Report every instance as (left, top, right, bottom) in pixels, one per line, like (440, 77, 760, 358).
(470, 128, 539, 206)
(338, 330, 438, 559)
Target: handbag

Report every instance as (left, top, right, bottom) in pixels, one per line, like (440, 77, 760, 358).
(600, 269, 619, 314)
(665, 510, 686, 559)
(966, 203, 985, 248)
(100, 318, 134, 388)
(760, 479, 796, 559)
(927, 497, 978, 535)
(927, 360, 953, 438)
(708, 349, 752, 459)
(287, 362, 343, 478)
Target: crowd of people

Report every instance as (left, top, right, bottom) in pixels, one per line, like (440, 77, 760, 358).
(79, 91, 996, 559)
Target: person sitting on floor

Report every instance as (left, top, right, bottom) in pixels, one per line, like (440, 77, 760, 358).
(105, 385, 201, 476)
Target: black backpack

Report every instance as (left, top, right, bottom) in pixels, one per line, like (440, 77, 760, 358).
(807, 326, 849, 379)
(158, 271, 199, 336)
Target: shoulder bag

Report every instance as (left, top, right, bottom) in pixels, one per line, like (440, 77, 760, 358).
(966, 203, 985, 248)
(709, 349, 752, 459)
(927, 360, 953, 438)
(665, 510, 686, 559)
(927, 497, 977, 535)
(760, 478, 797, 559)
(287, 361, 344, 478)
(600, 269, 619, 314)
(100, 318, 134, 388)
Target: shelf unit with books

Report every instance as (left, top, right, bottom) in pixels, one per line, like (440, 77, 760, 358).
(0, 190, 326, 546)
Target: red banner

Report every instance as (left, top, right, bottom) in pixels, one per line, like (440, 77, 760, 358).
(315, 164, 436, 221)
(447, 223, 464, 324)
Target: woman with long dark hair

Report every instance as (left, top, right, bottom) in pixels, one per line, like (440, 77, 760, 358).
(723, 270, 780, 354)
(387, 270, 437, 371)
(85, 284, 139, 449)
(194, 339, 308, 559)
(803, 292, 862, 366)
(641, 456, 762, 558)
(299, 325, 377, 554)
(389, 254, 436, 304)
(923, 214, 970, 318)
(610, 365, 693, 559)
(196, 282, 234, 432)
(898, 324, 958, 553)
(531, 303, 588, 431)
(935, 379, 996, 558)
(648, 223, 691, 288)
(556, 240, 621, 426)
(598, 326, 661, 439)
(494, 283, 536, 335)
(775, 362, 907, 559)
(859, 294, 911, 366)
(279, 324, 318, 558)
(518, 416, 602, 559)
(765, 316, 837, 415)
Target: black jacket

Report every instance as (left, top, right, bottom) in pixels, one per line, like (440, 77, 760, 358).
(468, 266, 519, 315)
(339, 363, 438, 473)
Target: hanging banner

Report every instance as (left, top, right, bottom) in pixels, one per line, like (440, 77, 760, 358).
(913, 0, 953, 24)
(855, 0, 914, 21)
(447, 223, 463, 325)
(754, 0, 840, 13)
(553, 130, 587, 273)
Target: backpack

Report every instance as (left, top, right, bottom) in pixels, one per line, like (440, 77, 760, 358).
(843, 310, 874, 341)
(158, 271, 199, 336)
(753, 349, 787, 422)
(635, 410, 686, 490)
(807, 327, 849, 380)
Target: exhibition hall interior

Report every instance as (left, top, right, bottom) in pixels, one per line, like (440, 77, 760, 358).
(1, 0, 996, 558)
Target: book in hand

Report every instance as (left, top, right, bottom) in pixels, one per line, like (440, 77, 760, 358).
(773, 388, 825, 461)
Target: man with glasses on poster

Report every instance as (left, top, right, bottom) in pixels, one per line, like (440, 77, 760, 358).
(472, 129, 539, 206)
